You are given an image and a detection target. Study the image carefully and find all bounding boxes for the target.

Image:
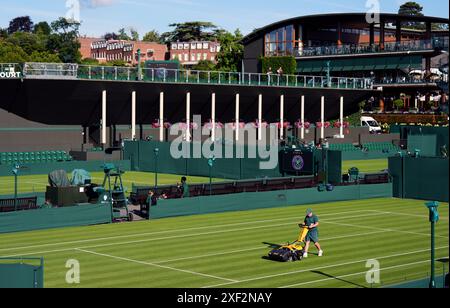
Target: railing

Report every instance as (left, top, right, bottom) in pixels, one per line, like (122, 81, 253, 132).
(292, 38, 449, 58)
(20, 62, 373, 89)
(374, 76, 447, 85)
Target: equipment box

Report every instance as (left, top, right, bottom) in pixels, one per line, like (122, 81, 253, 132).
(45, 186, 89, 207)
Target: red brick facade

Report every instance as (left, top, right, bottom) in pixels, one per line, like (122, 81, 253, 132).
(78, 37, 168, 65)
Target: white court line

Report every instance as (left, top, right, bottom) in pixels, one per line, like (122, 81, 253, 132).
(279, 259, 435, 288)
(321, 219, 449, 239)
(202, 246, 449, 288)
(0, 210, 378, 253)
(76, 248, 238, 283)
(152, 230, 388, 264)
(373, 210, 449, 221)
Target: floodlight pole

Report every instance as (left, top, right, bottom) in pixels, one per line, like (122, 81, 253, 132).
(137, 49, 142, 81)
(426, 201, 439, 289)
(154, 148, 159, 189)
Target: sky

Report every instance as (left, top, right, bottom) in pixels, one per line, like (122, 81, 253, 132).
(0, 0, 448, 38)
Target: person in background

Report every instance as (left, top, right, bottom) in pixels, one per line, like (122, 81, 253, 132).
(179, 177, 190, 198)
(277, 67, 284, 76)
(146, 190, 157, 206)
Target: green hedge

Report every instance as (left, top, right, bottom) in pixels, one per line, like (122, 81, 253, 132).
(260, 56, 297, 75)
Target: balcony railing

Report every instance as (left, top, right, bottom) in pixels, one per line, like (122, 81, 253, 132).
(290, 38, 449, 58)
(19, 62, 373, 89)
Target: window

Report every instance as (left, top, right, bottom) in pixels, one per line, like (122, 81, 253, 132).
(216, 45, 221, 52)
(191, 54, 196, 61)
(184, 54, 188, 61)
(203, 53, 207, 60)
(197, 53, 201, 61)
(178, 43, 183, 49)
(184, 43, 189, 50)
(197, 43, 202, 49)
(203, 42, 209, 49)
(210, 46, 215, 53)
(211, 56, 215, 62)
(191, 43, 197, 50)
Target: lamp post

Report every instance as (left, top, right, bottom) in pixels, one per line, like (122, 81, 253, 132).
(425, 201, 440, 289)
(154, 148, 159, 189)
(12, 164, 19, 211)
(208, 156, 215, 196)
(137, 49, 142, 81)
(326, 61, 331, 87)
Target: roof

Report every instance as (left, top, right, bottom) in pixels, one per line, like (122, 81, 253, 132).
(242, 13, 449, 44)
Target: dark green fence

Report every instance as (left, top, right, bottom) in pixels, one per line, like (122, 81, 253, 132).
(393, 125, 449, 157)
(124, 141, 342, 182)
(0, 258, 44, 288)
(150, 183, 392, 219)
(0, 203, 112, 233)
(389, 156, 449, 202)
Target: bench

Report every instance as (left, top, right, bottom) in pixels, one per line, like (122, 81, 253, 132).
(0, 197, 38, 213)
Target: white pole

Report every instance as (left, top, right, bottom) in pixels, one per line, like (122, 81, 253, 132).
(258, 94, 263, 141)
(159, 92, 164, 142)
(131, 91, 136, 140)
(321, 96, 325, 140)
(186, 92, 191, 142)
(280, 95, 285, 140)
(340, 96, 344, 138)
(211, 93, 216, 142)
(301, 96, 305, 140)
(102, 90, 107, 145)
(235, 93, 240, 141)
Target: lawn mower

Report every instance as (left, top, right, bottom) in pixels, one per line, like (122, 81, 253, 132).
(267, 225, 309, 262)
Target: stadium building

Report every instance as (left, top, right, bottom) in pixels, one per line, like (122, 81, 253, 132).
(242, 13, 449, 99)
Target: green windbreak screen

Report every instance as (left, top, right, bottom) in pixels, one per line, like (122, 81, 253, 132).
(297, 56, 422, 73)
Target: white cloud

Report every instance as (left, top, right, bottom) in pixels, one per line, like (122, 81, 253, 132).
(82, 0, 116, 8)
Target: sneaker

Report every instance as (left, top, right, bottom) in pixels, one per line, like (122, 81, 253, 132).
(318, 250, 324, 257)
(303, 252, 308, 258)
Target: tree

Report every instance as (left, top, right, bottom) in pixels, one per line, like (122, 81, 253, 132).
(398, 2, 424, 16)
(103, 32, 118, 41)
(117, 28, 132, 40)
(81, 58, 100, 65)
(0, 28, 8, 39)
(47, 18, 81, 63)
(6, 31, 46, 54)
(142, 30, 162, 43)
(8, 16, 33, 34)
(29, 51, 61, 62)
(216, 29, 244, 72)
(398, 2, 425, 29)
(161, 22, 218, 43)
(130, 28, 139, 41)
(0, 41, 29, 63)
(192, 60, 216, 71)
(33, 21, 51, 35)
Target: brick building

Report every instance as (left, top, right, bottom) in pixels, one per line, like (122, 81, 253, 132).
(169, 41, 221, 66)
(78, 37, 168, 65)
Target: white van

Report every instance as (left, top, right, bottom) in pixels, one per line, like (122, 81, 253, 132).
(361, 116, 382, 134)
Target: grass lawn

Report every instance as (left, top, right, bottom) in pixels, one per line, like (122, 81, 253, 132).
(0, 198, 447, 288)
(0, 171, 224, 196)
(342, 159, 389, 174)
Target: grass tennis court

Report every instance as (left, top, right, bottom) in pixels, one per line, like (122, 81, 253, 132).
(0, 159, 388, 196)
(0, 171, 223, 196)
(0, 198, 447, 288)
(342, 159, 388, 174)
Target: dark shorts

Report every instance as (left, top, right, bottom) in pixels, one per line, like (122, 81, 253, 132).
(306, 229, 319, 243)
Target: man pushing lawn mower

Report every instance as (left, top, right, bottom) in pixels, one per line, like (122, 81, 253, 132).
(302, 208, 323, 258)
